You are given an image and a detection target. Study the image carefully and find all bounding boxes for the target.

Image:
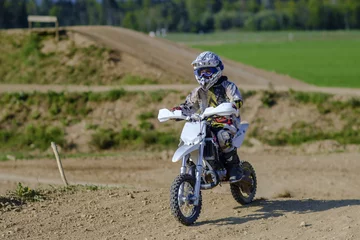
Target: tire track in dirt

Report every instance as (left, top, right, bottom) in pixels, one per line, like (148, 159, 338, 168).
(1, 152, 360, 240)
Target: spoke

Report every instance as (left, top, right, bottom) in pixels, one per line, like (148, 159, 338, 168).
(178, 181, 195, 218)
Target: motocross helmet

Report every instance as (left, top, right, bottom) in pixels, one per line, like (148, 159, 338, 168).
(191, 51, 224, 90)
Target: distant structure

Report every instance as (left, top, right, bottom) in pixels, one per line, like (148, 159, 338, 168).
(27, 15, 59, 41)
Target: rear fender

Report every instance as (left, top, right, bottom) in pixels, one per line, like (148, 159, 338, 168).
(232, 121, 249, 148)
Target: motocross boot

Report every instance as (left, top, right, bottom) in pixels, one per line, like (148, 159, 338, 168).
(224, 150, 243, 183)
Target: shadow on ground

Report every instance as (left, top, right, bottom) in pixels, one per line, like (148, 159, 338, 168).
(196, 198, 360, 226)
(0, 196, 23, 210)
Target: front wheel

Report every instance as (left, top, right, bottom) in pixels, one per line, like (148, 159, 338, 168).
(170, 174, 202, 225)
(230, 161, 257, 205)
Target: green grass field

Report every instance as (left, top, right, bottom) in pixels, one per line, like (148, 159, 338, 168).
(166, 31, 360, 88)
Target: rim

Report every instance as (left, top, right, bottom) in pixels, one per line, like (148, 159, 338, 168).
(239, 167, 255, 198)
(178, 181, 196, 218)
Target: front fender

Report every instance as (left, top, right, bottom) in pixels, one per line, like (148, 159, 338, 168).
(172, 144, 199, 162)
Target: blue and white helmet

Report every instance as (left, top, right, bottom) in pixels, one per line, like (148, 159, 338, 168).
(191, 51, 224, 90)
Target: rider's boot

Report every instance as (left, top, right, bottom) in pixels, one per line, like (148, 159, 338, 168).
(224, 150, 243, 183)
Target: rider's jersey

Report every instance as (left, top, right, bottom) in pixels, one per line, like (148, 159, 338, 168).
(179, 76, 243, 116)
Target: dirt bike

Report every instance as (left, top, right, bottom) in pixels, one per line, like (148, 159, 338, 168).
(158, 103, 257, 226)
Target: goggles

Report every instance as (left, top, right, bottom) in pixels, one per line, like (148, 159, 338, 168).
(194, 67, 218, 79)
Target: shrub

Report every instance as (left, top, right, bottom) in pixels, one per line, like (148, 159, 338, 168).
(348, 98, 360, 109)
(104, 88, 127, 101)
(261, 90, 279, 107)
(139, 121, 154, 131)
(137, 111, 155, 121)
(90, 128, 118, 150)
(14, 183, 44, 202)
(22, 124, 65, 151)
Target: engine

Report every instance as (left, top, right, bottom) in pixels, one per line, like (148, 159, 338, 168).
(201, 138, 227, 189)
(203, 138, 217, 161)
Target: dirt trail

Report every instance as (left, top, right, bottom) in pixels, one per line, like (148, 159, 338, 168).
(1, 83, 360, 97)
(1, 151, 360, 239)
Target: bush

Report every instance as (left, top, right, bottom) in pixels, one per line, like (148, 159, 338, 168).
(104, 88, 127, 101)
(142, 131, 178, 147)
(261, 90, 279, 107)
(21, 124, 65, 151)
(119, 128, 141, 141)
(139, 121, 154, 131)
(13, 183, 44, 202)
(137, 111, 155, 121)
(289, 90, 331, 105)
(90, 128, 118, 150)
(348, 98, 360, 109)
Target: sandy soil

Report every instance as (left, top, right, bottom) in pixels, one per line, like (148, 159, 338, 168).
(0, 150, 360, 240)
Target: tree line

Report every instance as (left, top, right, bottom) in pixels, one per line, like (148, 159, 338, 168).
(1, 0, 360, 32)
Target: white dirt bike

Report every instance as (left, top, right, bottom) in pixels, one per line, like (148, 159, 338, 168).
(158, 103, 257, 225)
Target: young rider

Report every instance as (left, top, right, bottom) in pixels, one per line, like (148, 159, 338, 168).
(171, 51, 243, 183)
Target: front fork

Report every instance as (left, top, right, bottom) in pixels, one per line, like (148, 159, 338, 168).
(179, 142, 204, 206)
(193, 141, 204, 206)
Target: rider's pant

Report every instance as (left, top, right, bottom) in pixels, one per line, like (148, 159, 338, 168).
(216, 129, 235, 153)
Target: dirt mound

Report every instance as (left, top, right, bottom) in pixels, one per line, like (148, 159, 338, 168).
(70, 26, 309, 87)
(1, 151, 360, 239)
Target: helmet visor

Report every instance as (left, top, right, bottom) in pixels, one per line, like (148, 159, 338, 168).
(194, 67, 218, 79)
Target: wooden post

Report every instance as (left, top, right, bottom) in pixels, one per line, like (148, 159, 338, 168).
(51, 142, 69, 186)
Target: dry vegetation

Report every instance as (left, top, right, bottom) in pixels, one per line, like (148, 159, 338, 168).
(0, 31, 158, 85)
(0, 88, 359, 160)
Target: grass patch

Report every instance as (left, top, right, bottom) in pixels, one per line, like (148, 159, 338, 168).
(193, 38, 360, 88)
(0, 125, 65, 151)
(0, 152, 39, 161)
(137, 111, 155, 121)
(289, 89, 331, 105)
(13, 183, 44, 202)
(288, 90, 360, 114)
(251, 120, 360, 146)
(90, 127, 178, 150)
(149, 90, 168, 102)
(0, 32, 158, 85)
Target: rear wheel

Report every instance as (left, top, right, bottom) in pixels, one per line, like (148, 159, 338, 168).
(230, 161, 257, 205)
(170, 174, 202, 225)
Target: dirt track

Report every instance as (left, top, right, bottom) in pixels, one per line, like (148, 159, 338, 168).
(1, 151, 360, 240)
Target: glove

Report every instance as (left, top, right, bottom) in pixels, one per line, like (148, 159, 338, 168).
(232, 100, 243, 109)
(170, 106, 182, 112)
(170, 106, 184, 121)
